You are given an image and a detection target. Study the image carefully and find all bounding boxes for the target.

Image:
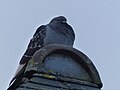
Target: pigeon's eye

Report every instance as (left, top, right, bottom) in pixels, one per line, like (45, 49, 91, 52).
(62, 21, 66, 23)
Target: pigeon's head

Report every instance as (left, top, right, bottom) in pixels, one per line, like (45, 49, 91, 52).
(50, 16, 67, 23)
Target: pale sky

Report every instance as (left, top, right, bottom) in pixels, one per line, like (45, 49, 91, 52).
(0, 0, 120, 90)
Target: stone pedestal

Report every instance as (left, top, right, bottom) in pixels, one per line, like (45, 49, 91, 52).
(8, 44, 103, 90)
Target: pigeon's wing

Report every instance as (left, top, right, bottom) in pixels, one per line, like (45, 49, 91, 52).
(20, 25, 46, 64)
(33, 25, 46, 37)
(9, 25, 46, 86)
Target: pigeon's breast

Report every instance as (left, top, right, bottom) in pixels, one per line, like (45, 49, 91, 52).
(43, 25, 74, 46)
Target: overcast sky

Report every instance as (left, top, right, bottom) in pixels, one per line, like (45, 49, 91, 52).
(0, 0, 120, 90)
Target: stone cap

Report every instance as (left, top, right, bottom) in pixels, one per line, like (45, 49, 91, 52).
(25, 44, 103, 89)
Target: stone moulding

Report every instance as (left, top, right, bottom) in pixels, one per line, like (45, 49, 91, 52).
(25, 44, 103, 89)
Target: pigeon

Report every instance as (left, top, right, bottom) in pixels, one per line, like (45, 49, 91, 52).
(8, 16, 75, 89)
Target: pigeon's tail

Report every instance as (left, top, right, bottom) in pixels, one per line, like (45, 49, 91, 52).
(9, 63, 26, 86)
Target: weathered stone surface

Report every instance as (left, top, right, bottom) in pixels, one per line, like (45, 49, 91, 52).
(8, 44, 103, 90)
(23, 44, 102, 90)
(16, 76, 100, 90)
